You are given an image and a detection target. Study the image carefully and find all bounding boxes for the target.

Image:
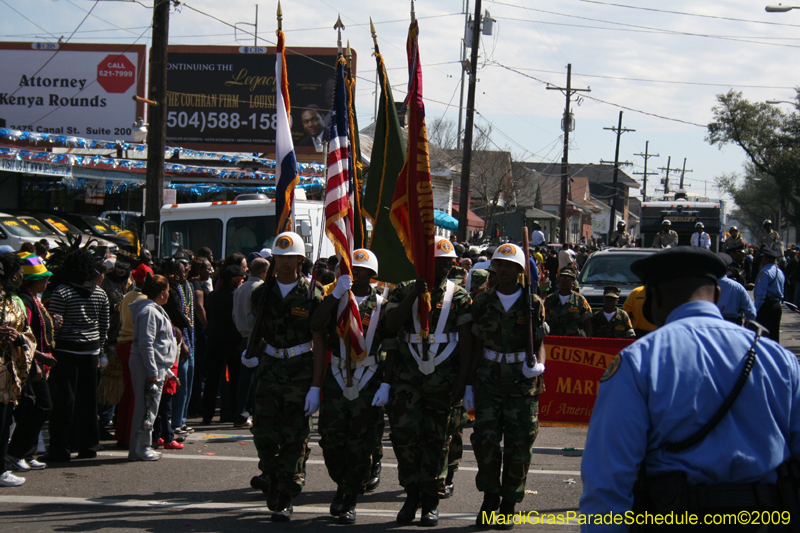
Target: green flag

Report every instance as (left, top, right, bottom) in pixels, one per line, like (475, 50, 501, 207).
(362, 52, 415, 284)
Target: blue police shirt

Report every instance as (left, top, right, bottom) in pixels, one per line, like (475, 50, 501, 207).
(754, 263, 785, 310)
(717, 274, 756, 321)
(580, 301, 800, 532)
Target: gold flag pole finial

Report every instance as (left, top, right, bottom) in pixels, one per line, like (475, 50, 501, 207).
(334, 15, 345, 56)
(346, 40, 352, 66)
(277, 0, 283, 31)
(370, 17, 380, 54)
(411, 0, 416, 23)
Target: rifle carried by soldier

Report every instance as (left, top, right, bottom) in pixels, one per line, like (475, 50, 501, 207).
(522, 228, 544, 368)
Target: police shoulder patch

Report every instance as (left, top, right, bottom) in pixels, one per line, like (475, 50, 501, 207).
(601, 354, 622, 381)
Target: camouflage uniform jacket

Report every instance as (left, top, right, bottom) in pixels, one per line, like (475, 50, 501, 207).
(251, 276, 323, 350)
(386, 278, 472, 385)
(591, 308, 635, 339)
(653, 229, 679, 248)
(543, 291, 593, 336)
(448, 266, 468, 288)
(472, 287, 545, 397)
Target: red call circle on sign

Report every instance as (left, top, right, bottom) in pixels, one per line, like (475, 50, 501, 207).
(97, 54, 136, 93)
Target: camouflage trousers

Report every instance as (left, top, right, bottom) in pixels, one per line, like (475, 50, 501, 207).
(318, 383, 383, 496)
(371, 412, 385, 464)
(388, 382, 452, 497)
(446, 405, 469, 479)
(471, 390, 539, 503)
(251, 376, 313, 499)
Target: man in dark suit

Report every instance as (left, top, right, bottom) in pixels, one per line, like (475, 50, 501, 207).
(297, 105, 328, 149)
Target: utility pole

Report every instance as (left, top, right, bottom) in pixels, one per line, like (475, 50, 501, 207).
(546, 64, 590, 244)
(633, 141, 659, 201)
(456, 0, 469, 151)
(456, 0, 482, 242)
(604, 111, 635, 243)
(658, 156, 683, 196)
(144, 0, 171, 254)
(678, 157, 693, 190)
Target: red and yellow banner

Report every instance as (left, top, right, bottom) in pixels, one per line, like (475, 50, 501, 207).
(540, 336, 635, 428)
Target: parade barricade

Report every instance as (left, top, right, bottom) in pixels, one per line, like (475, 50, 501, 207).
(540, 336, 636, 428)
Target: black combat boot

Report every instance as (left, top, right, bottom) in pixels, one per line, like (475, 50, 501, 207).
(271, 493, 293, 522)
(338, 494, 358, 525)
(266, 481, 280, 511)
(496, 498, 516, 530)
(396, 486, 421, 524)
(475, 492, 500, 528)
(250, 472, 270, 494)
(329, 486, 345, 516)
(419, 494, 440, 527)
(365, 460, 381, 492)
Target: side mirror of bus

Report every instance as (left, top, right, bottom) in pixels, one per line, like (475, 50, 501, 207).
(299, 220, 312, 237)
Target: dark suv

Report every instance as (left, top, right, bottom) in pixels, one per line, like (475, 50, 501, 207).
(577, 248, 658, 309)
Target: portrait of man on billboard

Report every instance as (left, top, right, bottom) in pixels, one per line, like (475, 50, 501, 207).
(297, 104, 329, 150)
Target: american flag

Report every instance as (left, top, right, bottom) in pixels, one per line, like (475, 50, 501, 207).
(325, 57, 366, 363)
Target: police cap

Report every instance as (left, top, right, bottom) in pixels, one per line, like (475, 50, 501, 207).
(603, 286, 621, 298)
(726, 242, 745, 253)
(716, 252, 733, 267)
(761, 246, 781, 259)
(631, 246, 726, 287)
(661, 219, 671, 226)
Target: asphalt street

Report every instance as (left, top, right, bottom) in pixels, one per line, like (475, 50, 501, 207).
(4, 305, 800, 532)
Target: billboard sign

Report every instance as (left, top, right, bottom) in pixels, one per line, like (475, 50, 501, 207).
(165, 45, 356, 153)
(0, 42, 146, 140)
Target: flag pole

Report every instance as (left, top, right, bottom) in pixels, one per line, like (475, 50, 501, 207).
(370, 17, 380, 54)
(277, 0, 282, 31)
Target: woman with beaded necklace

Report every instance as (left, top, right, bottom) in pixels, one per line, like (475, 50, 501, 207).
(161, 256, 193, 435)
(6, 255, 57, 474)
(0, 253, 37, 486)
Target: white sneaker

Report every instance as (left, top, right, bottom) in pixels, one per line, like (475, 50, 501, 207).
(27, 459, 46, 470)
(0, 471, 25, 487)
(5, 455, 30, 472)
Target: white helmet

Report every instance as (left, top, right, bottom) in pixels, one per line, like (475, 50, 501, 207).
(491, 243, 526, 269)
(434, 237, 457, 259)
(272, 231, 305, 256)
(352, 248, 379, 276)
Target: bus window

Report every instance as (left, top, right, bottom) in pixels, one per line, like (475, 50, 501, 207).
(226, 216, 276, 257)
(161, 219, 222, 259)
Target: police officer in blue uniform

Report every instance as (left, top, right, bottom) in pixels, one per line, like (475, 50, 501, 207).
(754, 246, 785, 342)
(716, 252, 756, 325)
(580, 247, 800, 532)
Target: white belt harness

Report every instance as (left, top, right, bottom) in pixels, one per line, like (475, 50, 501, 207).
(408, 280, 458, 375)
(334, 294, 383, 400)
(265, 341, 313, 358)
(484, 349, 526, 364)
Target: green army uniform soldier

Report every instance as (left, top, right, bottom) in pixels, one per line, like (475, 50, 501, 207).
(591, 286, 635, 339)
(543, 267, 593, 336)
(470, 268, 491, 299)
(310, 249, 394, 525)
(248, 231, 325, 522)
(652, 219, 679, 248)
(384, 237, 473, 527)
(466, 243, 548, 529)
(448, 264, 468, 288)
(609, 221, 632, 248)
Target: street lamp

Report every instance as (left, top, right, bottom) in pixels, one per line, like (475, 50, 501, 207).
(765, 4, 799, 11)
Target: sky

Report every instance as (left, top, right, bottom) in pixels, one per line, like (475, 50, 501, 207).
(1, 0, 799, 208)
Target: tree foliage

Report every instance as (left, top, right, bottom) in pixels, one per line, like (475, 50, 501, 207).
(707, 89, 800, 231)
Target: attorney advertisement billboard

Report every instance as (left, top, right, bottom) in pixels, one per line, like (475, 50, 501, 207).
(165, 45, 356, 153)
(0, 42, 146, 140)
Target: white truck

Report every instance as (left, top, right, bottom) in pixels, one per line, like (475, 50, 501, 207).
(159, 194, 335, 261)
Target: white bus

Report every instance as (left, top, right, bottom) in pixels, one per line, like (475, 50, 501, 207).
(159, 194, 335, 261)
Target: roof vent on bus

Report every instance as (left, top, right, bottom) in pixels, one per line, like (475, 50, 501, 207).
(234, 194, 269, 201)
(674, 189, 688, 200)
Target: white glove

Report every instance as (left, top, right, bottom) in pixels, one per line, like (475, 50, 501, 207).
(241, 350, 259, 369)
(463, 385, 475, 411)
(304, 386, 321, 416)
(371, 382, 391, 407)
(331, 275, 353, 299)
(522, 361, 545, 378)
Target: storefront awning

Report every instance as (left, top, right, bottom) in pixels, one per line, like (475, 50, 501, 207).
(433, 209, 459, 231)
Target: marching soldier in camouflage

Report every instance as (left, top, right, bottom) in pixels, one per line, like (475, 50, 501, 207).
(248, 232, 325, 522)
(448, 263, 468, 288)
(543, 267, 593, 336)
(442, 405, 469, 499)
(652, 219, 679, 248)
(609, 221, 632, 248)
(465, 243, 548, 529)
(309, 249, 393, 525)
(591, 286, 635, 339)
(470, 268, 491, 298)
(384, 237, 473, 527)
